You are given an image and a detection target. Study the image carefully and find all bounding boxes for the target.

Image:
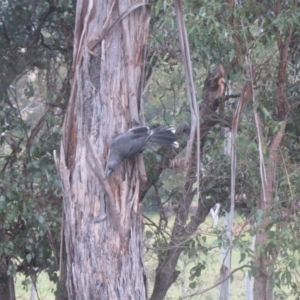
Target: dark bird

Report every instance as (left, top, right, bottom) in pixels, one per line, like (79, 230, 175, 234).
(105, 124, 179, 178)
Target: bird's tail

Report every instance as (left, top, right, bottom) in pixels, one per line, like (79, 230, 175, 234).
(150, 127, 179, 148)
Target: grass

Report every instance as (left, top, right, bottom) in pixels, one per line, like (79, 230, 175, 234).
(15, 272, 55, 300)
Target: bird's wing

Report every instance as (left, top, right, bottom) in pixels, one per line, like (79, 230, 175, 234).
(129, 126, 150, 135)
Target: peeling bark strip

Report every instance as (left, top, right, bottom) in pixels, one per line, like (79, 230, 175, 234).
(58, 1, 150, 299)
(173, 0, 199, 170)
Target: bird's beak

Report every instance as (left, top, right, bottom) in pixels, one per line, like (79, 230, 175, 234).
(104, 169, 112, 179)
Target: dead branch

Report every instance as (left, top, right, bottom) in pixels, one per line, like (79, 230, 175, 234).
(182, 264, 252, 298)
(86, 136, 120, 228)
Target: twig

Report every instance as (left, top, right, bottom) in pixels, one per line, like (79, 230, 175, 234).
(182, 264, 252, 298)
(224, 94, 240, 100)
(142, 214, 170, 242)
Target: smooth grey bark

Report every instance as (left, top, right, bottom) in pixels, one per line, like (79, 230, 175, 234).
(219, 212, 231, 300)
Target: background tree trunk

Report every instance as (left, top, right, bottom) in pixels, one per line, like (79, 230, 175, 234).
(219, 122, 233, 300)
(219, 212, 231, 300)
(253, 1, 294, 296)
(0, 272, 15, 300)
(57, 1, 150, 299)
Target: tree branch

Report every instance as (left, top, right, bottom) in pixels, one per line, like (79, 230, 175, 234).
(86, 136, 120, 229)
(182, 264, 252, 298)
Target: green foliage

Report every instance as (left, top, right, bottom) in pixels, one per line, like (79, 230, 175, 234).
(189, 260, 206, 283)
(144, 0, 300, 298)
(0, 111, 63, 277)
(1, 0, 300, 298)
(0, 0, 74, 293)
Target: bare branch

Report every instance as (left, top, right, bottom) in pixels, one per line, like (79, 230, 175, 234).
(86, 136, 120, 228)
(182, 264, 252, 299)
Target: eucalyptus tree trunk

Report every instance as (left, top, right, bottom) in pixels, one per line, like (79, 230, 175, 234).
(219, 212, 231, 300)
(57, 1, 150, 299)
(252, 1, 293, 298)
(219, 116, 232, 300)
(0, 271, 15, 300)
(245, 235, 255, 300)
